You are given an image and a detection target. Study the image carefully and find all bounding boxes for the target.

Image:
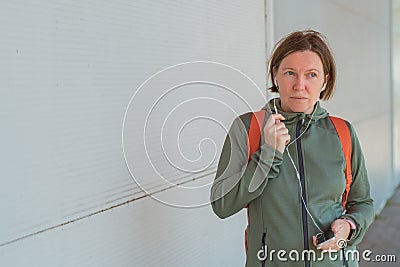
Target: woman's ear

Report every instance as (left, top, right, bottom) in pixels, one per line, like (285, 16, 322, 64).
(273, 68, 279, 89)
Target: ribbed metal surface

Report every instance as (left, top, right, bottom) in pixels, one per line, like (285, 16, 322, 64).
(0, 0, 265, 266)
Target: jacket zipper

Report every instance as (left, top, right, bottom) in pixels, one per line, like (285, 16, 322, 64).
(296, 120, 310, 267)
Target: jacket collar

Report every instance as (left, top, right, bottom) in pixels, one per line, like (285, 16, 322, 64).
(262, 98, 328, 125)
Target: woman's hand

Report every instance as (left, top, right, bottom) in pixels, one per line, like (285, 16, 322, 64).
(312, 219, 351, 251)
(263, 114, 290, 154)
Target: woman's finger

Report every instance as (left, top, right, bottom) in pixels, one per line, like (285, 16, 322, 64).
(266, 114, 285, 127)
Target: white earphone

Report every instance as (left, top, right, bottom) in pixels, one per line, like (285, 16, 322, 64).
(320, 83, 327, 92)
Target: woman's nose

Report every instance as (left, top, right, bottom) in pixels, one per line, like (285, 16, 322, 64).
(293, 76, 306, 90)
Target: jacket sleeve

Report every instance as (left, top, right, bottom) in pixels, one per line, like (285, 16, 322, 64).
(210, 114, 283, 219)
(340, 122, 375, 246)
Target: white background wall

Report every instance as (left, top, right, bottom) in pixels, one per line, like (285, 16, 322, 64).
(0, 0, 266, 266)
(0, 0, 398, 266)
(393, 0, 400, 190)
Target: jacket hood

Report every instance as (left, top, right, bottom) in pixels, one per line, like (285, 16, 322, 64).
(262, 97, 329, 125)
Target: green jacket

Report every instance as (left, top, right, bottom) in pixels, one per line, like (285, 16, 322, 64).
(210, 98, 374, 267)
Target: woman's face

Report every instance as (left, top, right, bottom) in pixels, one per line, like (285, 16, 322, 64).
(275, 50, 326, 114)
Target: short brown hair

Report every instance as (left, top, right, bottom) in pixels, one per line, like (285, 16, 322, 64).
(268, 30, 336, 100)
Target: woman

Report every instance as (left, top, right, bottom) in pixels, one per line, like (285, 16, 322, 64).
(210, 30, 374, 267)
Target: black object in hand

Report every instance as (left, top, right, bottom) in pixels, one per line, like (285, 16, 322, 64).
(316, 229, 335, 246)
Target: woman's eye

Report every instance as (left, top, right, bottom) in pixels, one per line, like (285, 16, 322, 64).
(309, 72, 317, 78)
(286, 71, 295, 76)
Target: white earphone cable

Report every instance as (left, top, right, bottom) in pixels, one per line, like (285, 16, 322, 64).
(273, 98, 323, 233)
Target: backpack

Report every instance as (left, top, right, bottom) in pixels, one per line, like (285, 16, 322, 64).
(244, 109, 353, 254)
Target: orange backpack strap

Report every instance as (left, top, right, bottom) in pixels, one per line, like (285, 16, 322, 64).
(247, 110, 267, 161)
(329, 116, 353, 210)
(244, 110, 266, 255)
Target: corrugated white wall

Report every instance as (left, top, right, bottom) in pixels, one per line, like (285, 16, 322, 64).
(273, 0, 397, 212)
(0, 0, 266, 266)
